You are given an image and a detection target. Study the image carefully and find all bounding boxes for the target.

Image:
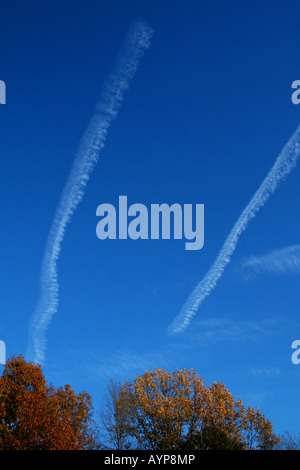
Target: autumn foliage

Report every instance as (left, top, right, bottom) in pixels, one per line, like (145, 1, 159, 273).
(117, 368, 280, 450)
(0, 357, 281, 450)
(0, 355, 96, 450)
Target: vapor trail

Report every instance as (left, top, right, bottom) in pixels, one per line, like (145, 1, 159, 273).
(169, 124, 300, 335)
(28, 20, 153, 364)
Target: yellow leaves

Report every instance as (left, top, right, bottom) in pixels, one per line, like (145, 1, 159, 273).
(118, 368, 280, 450)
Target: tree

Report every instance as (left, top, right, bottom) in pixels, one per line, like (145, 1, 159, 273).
(120, 368, 208, 450)
(241, 405, 277, 450)
(0, 355, 97, 450)
(98, 379, 133, 450)
(56, 384, 97, 449)
(275, 431, 300, 450)
(119, 368, 280, 450)
(181, 425, 245, 450)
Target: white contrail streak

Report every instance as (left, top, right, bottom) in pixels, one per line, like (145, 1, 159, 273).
(169, 124, 300, 335)
(27, 20, 153, 364)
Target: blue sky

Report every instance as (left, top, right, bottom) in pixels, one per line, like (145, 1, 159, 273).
(1, 0, 300, 436)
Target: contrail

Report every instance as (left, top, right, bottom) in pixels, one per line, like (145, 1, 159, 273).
(169, 123, 300, 335)
(27, 20, 153, 364)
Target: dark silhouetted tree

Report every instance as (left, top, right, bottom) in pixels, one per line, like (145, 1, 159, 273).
(98, 379, 134, 449)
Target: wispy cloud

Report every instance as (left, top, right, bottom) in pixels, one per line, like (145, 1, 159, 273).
(64, 346, 171, 383)
(249, 367, 281, 378)
(187, 316, 283, 345)
(27, 20, 153, 364)
(240, 244, 300, 277)
(49, 314, 286, 396)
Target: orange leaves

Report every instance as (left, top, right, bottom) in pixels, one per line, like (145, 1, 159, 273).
(0, 358, 280, 451)
(0, 355, 96, 450)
